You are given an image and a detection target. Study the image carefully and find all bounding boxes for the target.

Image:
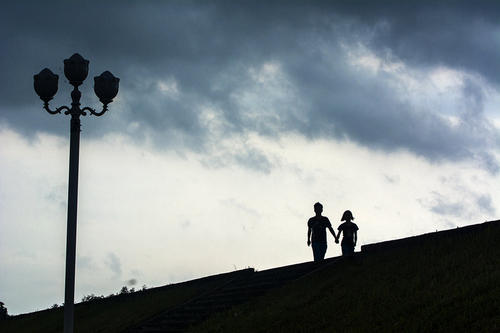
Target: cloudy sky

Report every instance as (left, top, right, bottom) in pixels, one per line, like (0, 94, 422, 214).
(1, 1, 499, 315)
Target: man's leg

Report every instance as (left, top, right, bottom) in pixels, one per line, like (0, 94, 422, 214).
(313, 242, 327, 261)
(319, 243, 327, 260)
(312, 242, 319, 261)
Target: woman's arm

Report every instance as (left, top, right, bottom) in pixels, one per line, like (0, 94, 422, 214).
(328, 226, 338, 242)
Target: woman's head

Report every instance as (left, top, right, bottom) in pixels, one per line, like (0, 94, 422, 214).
(341, 210, 354, 221)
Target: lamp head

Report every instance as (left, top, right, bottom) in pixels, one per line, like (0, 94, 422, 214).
(94, 71, 119, 105)
(34, 68, 59, 103)
(64, 53, 89, 85)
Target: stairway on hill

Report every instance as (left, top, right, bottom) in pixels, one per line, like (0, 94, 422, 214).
(126, 220, 500, 333)
(361, 219, 500, 253)
(125, 258, 337, 333)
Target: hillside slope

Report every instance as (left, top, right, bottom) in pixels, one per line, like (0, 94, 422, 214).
(1, 221, 499, 332)
(191, 221, 500, 332)
(0, 269, 251, 333)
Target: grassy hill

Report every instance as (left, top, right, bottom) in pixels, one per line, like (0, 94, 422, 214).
(1, 220, 499, 332)
(191, 221, 500, 332)
(0, 269, 251, 333)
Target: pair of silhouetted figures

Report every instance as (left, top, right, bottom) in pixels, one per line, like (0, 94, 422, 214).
(307, 202, 359, 261)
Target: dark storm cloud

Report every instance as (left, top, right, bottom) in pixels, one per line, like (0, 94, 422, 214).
(430, 201, 465, 218)
(105, 252, 122, 279)
(200, 146, 273, 174)
(126, 278, 137, 286)
(1, 1, 499, 171)
(422, 191, 496, 219)
(359, 3, 500, 87)
(476, 194, 495, 216)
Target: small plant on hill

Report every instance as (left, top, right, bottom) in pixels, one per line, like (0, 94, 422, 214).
(0, 302, 8, 320)
(81, 294, 105, 302)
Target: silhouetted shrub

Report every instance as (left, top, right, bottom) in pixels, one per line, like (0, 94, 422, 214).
(0, 301, 8, 320)
(81, 294, 105, 302)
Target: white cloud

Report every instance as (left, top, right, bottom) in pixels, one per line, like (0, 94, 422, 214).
(2, 2, 500, 318)
(429, 67, 464, 92)
(1, 126, 498, 314)
(157, 77, 180, 98)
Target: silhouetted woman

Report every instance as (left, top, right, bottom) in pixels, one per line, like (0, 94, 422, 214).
(336, 210, 359, 256)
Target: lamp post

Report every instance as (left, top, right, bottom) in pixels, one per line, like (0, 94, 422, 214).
(34, 53, 119, 333)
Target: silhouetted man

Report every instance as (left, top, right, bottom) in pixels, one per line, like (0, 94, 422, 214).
(307, 202, 337, 261)
(337, 210, 359, 256)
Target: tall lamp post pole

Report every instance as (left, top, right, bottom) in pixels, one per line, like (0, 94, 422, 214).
(34, 54, 119, 333)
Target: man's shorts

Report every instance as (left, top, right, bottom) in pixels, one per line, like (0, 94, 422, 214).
(312, 242, 327, 261)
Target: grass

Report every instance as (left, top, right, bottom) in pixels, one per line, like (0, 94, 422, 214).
(2, 223, 499, 332)
(0, 271, 239, 333)
(190, 223, 500, 332)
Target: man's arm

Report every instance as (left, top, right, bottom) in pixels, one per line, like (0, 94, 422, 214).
(336, 228, 342, 241)
(307, 226, 312, 246)
(328, 226, 338, 242)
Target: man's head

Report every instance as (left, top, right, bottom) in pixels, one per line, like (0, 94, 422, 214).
(314, 202, 323, 215)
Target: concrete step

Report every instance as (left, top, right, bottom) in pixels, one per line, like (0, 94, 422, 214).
(124, 259, 334, 332)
